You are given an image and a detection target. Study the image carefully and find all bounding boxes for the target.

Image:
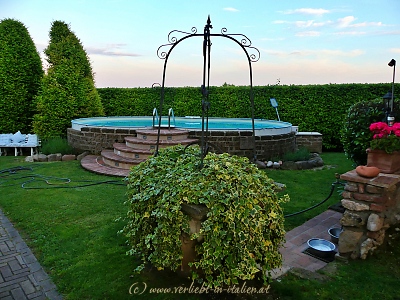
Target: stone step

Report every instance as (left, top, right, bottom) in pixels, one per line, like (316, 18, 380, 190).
(101, 149, 146, 170)
(82, 129, 198, 177)
(113, 143, 154, 160)
(135, 128, 191, 141)
(81, 155, 130, 177)
(124, 136, 198, 150)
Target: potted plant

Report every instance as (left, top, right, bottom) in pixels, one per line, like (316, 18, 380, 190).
(367, 121, 400, 173)
(120, 145, 289, 288)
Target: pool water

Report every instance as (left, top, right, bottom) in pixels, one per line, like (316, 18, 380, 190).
(71, 116, 292, 131)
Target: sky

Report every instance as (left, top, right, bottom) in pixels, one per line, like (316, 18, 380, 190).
(1, 0, 400, 88)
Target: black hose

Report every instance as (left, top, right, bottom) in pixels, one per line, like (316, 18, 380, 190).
(284, 179, 345, 218)
(0, 166, 126, 189)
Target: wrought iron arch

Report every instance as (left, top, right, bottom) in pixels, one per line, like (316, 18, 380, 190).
(154, 16, 260, 167)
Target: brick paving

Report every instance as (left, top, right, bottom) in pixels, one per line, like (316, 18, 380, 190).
(0, 210, 62, 300)
(272, 209, 343, 278)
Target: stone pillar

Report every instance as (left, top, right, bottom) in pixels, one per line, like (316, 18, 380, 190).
(179, 203, 208, 276)
(339, 170, 400, 259)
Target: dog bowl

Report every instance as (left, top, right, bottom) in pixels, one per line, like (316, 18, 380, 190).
(328, 227, 342, 244)
(307, 238, 336, 258)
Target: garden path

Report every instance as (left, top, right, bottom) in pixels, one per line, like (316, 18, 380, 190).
(0, 209, 62, 300)
(272, 209, 343, 278)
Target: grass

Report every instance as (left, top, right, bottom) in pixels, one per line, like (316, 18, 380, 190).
(0, 153, 399, 299)
(281, 147, 311, 162)
(40, 136, 75, 155)
(265, 152, 354, 230)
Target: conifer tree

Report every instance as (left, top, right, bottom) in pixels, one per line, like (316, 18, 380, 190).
(0, 18, 43, 133)
(33, 21, 104, 138)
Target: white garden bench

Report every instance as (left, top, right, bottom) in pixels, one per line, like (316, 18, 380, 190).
(0, 131, 41, 156)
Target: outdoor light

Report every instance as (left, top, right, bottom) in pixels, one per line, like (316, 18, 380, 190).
(383, 91, 394, 126)
(389, 59, 396, 114)
(384, 59, 396, 126)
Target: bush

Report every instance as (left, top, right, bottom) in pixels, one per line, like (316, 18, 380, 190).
(40, 137, 74, 155)
(121, 145, 288, 287)
(33, 21, 104, 138)
(0, 18, 43, 134)
(282, 147, 311, 161)
(340, 98, 391, 166)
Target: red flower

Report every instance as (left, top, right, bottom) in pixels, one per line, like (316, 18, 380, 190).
(370, 122, 395, 139)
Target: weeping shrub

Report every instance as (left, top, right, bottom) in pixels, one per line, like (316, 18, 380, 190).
(121, 145, 288, 288)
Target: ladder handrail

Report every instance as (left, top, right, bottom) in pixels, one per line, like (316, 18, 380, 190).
(152, 108, 159, 127)
(168, 108, 176, 129)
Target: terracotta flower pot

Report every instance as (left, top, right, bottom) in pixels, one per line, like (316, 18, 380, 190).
(366, 149, 400, 174)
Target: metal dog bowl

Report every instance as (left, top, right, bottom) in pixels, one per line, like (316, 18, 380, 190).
(328, 227, 342, 244)
(307, 238, 336, 258)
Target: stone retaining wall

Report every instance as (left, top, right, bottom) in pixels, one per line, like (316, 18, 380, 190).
(67, 127, 297, 161)
(295, 132, 323, 153)
(339, 170, 400, 259)
(188, 130, 296, 161)
(67, 127, 137, 155)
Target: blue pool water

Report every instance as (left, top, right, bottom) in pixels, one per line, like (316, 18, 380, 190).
(71, 116, 292, 134)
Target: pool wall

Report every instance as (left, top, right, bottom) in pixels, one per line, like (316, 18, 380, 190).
(67, 127, 298, 161)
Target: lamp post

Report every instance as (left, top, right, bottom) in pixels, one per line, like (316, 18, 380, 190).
(383, 91, 394, 126)
(388, 59, 396, 125)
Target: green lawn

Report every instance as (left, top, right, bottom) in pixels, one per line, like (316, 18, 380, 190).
(0, 153, 399, 299)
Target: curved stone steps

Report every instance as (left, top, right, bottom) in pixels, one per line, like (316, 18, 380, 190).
(124, 136, 198, 150)
(80, 155, 130, 177)
(136, 128, 191, 141)
(82, 128, 198, 177)
(101, 149, 146, 169)
(113, 143, 154, 159)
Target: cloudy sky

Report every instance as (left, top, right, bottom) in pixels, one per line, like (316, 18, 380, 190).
(1, 0, 399, 88)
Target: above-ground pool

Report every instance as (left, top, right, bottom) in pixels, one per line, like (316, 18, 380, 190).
(71, 116, 293, 136)
(68, 116, 296, 160)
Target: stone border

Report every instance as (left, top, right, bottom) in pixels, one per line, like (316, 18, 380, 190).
(25, 152, 89, 163)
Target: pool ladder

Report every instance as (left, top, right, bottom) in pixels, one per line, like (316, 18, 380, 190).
(152, 108, 176, 129)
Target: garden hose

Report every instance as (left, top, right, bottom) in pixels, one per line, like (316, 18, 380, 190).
(284, 174, 345, 218)
(0, 166, 126, 189)
(1, 166, 345, 216)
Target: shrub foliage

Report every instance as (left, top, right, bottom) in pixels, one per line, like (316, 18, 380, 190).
(340, 98, 392, 166)
(121, 145, 288, 287)
(33, 21, 104, 138)
(0, 18, 43, 134)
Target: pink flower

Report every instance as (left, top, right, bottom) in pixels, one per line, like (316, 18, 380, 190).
(392, 123, 400, 131)
(370, 122, 392, 138)
(394, 129, 400, 137)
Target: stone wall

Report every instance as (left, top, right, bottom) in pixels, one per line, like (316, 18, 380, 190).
(339, 170, 400, 259)
(67, 127, 137, 154)
(67, 127, 297, 160)
(295, 132, 323, 153)
(188, 130, 296, 161)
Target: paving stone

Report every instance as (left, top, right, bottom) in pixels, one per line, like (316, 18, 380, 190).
(0, 209, 63, 300)
(20, 279, 36, 295)
(11, 287, 27, 299)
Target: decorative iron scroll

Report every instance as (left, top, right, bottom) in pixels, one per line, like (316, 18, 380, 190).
(220, 28, 260, 62)
(154, 16, 260, 166)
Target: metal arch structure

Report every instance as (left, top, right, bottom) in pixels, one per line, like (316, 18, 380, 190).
(154, 16, 260, 167)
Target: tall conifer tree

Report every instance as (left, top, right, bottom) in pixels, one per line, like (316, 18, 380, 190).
(0, 18, 43, 133)
(33, 21, 104, 138)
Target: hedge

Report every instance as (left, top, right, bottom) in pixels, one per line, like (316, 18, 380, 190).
(97, 83, 400, 150)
